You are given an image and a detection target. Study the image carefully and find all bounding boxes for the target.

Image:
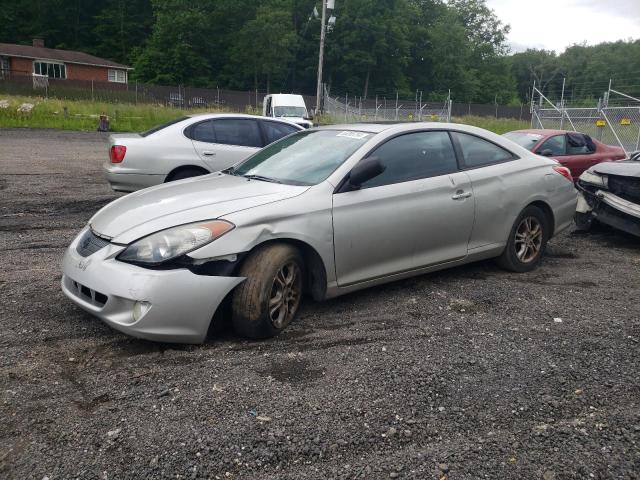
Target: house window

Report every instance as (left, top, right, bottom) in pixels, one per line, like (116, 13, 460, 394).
(33, 61, 66, 79)
(0, 57, 9, 79)
(108, 69, 126, 83)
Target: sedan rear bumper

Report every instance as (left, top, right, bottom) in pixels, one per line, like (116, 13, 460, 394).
(61, 231, 244, 343)
(104, 163, 164, 192)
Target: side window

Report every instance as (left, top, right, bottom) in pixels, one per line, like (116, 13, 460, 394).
(189, 120, 216, 143)
(211, 119, 263, 148)
(453, 132, 515, 168)
(262, 121, 298, 145)
(566, 133, 593, 154)
(360, 131, 458, 189)
(537, 135, 566, 156)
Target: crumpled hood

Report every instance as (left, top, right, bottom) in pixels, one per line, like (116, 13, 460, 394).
(592, 160, 640, 178)
(90, 173, 308, 244)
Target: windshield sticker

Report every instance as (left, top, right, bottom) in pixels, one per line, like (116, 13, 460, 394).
(337, 131, 370, 139)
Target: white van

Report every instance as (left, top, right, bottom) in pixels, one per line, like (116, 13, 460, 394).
(263, 94, 313, 129)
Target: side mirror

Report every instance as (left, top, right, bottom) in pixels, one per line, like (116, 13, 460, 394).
(349, 157, 385, 187)
(539, 149, 554, 157)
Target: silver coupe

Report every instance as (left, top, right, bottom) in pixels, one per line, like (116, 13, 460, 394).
(62, 122, 577, 343)
(104, 113, 303, 192)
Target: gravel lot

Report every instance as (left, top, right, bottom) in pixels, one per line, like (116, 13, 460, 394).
(1, 128, 639, 479)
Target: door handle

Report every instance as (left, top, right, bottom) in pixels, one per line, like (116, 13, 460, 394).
(452, 190, 472, 200)
(203, 151, 216, 156)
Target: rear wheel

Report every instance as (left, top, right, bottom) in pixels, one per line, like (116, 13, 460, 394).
(232, 244, 304, 339)
(496, 205, 549, 272)
(166, 167, 208, 182)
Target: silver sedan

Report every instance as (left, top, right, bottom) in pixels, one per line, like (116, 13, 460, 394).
(62, 122, 577, 343)
(104, 113, 303, 192)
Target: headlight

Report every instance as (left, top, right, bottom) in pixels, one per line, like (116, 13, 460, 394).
(579, 170, 608, 188)
(117, 220, 234, 265)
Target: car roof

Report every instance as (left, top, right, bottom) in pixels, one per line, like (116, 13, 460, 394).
(315, 121, 505, 135)
(511, 129, 572, 136)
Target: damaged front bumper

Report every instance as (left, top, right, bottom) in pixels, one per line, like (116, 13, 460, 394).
(61, 228, 244, 343)
(576, 184, 640, 237)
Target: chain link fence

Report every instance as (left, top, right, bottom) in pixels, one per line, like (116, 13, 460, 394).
(531, 85, 640, 154)
(322, 86, 452, 122)
(1, 70, 532, 124)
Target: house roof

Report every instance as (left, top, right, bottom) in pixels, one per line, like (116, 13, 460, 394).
(0, 43, 131, 70)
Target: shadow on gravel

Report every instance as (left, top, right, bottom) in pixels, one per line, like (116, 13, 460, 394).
(571, 223, 640, 250)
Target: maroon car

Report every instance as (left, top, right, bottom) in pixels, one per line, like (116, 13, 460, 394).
(503, 129, 626, 179)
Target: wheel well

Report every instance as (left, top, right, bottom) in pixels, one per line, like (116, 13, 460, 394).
(165, 165, 209, 182)
(238, 239, 328, 301)
(528, 200, 555, 236)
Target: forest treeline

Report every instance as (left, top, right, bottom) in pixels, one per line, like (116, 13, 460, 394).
(1, 0, 639, 105)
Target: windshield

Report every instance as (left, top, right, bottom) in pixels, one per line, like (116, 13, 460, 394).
(503, 132, 543, 151)
(231, 130, 372, 185)
(274, 106, 307, 118)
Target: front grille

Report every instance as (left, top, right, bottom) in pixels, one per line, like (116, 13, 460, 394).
(70, 279, 108, 307)
(76, 229, 110, 257)
(608, 175, 640, 204)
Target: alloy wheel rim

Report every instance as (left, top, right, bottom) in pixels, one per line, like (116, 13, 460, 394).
(514, 216, 543, 263)
(268, 262, 302, 329)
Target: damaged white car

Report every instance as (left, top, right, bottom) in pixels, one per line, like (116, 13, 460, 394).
(576, 151, 640, 237)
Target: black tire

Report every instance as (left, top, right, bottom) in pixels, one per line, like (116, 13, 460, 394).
(232, 244, 304, 339)
(496, 205, 549, 273)
(166, 167, 208, 182)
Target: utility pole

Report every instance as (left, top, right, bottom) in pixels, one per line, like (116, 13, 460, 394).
(315, 0, 328, 116)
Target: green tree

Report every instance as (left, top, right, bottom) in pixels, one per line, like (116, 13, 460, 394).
(230, 0, 297, 92)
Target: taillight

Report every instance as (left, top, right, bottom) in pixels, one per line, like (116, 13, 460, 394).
(109, 145, 127, 163)
(552, 165, 573, 182)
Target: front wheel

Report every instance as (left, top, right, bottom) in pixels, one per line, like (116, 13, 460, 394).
(496, 206, 549, 272)
(166, 167, 208, 182)
(232, 244, 304, 339)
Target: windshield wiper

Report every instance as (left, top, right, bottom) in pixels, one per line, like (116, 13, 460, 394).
(243, 174, 283, 184)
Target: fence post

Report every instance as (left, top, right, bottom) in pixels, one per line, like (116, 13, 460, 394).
(217, 86, 220, 106)
(345, 93, 348, 122)
(559, 77, 566, 129)
(135, 80, 138, 105)
(91, 80, 94, 102)
(395, 91, 398, 120)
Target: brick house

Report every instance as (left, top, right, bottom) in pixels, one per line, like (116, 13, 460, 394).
(0, 39, 131, 83)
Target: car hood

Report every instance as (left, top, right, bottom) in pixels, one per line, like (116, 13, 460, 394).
(90, 173, 308, 244)
(592, 160, 640, 177)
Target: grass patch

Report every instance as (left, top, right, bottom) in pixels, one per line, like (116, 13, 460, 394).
(0, 95, 530, 134)
(0, 95, 226, 132)
(452, 115, 529, 134)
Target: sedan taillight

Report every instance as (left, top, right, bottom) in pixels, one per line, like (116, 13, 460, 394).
(109, 145, 127, 163)
(552, 165, 573, 182)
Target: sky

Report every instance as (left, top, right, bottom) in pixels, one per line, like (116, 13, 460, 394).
(486, 0, 640, 53)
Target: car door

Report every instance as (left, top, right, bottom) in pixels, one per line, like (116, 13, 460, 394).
(564, 133, 601, 177)
(332, 130, 475, 287)
(450, 131, 524, 250)
(188, 118, 264, 171)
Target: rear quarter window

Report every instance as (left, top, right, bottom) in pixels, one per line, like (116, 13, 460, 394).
(140, 116, 189, 137)
(453, 132, 516, 168)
